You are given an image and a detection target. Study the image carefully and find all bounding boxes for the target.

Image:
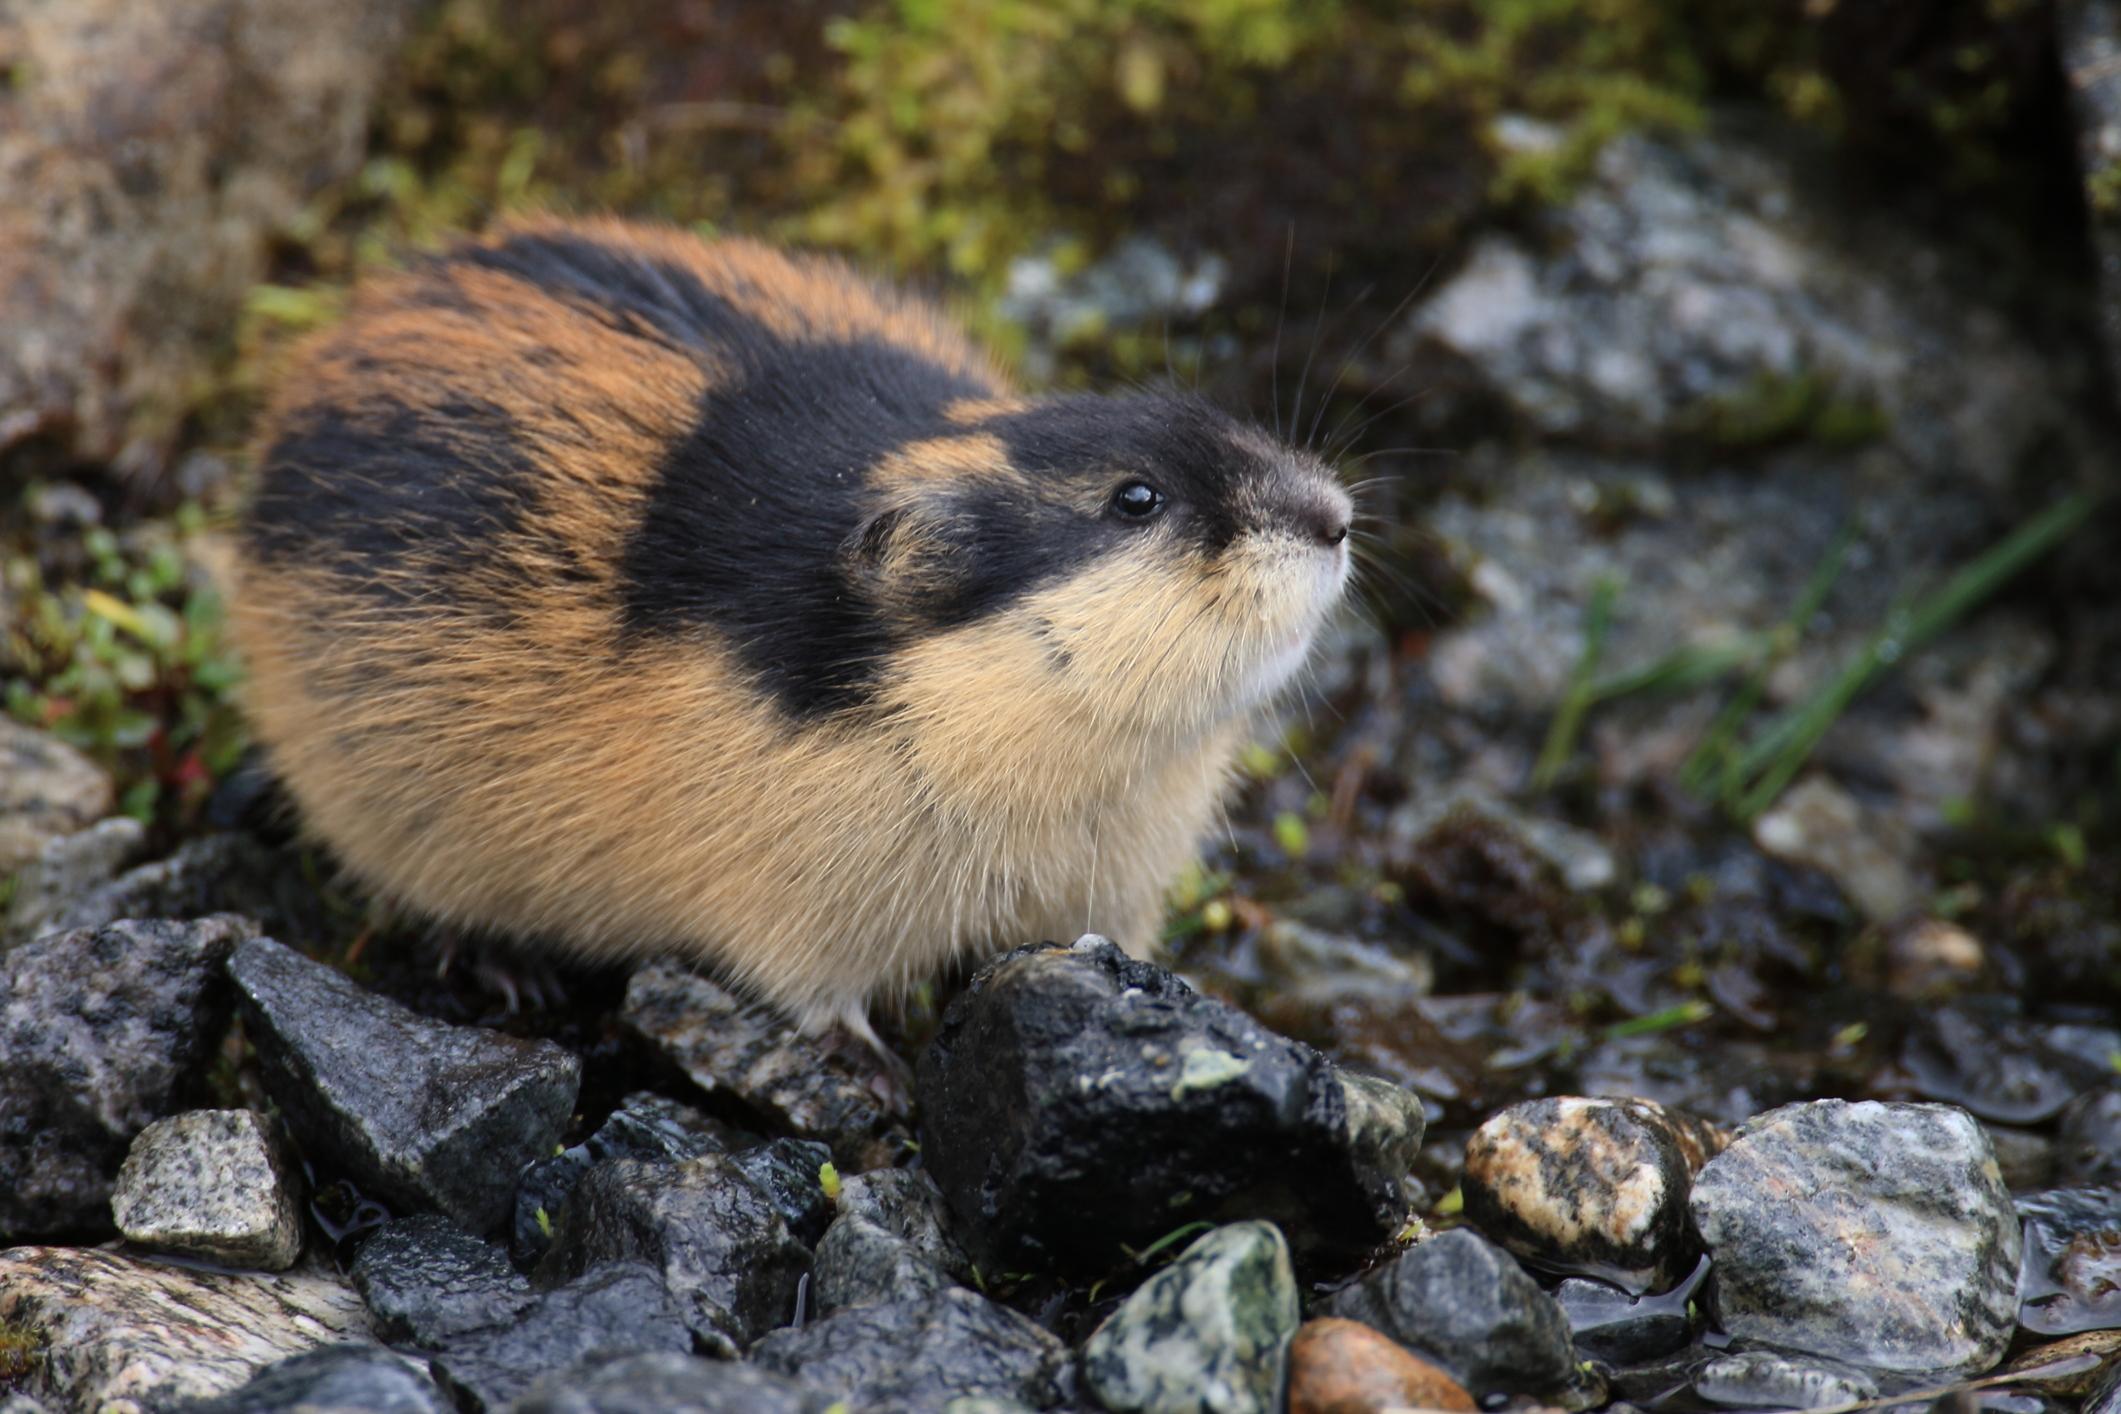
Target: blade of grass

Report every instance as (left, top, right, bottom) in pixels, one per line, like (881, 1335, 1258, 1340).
(1727, 491, 2101, 821)
(1531, 575, 1621, 791)
(1587, 635, 1762, 703)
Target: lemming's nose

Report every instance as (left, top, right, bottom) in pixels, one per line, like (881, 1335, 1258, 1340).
(1307, 502, 1350, 548)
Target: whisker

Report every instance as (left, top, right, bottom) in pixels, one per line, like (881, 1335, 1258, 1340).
(1303, 251, 1445, 451)
(1271, 224, 1294, 441)
(1287, 252, 1336, 448)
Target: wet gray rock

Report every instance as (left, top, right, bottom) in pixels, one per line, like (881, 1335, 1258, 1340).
(0, 1246, 371, 1410)
(425, 1263, 692, 1413)
(1901, 1003, 2113, 1125)
(2057, 1086, 2121, 1187)
(0, 0, 414, 470)
(1753, 777, 1918, 925)
(3, 816, 143, 944)
(1463, 1095, 1726, 1292)
(537, 1153, 811, 1351)
(0, 913, 253, 1239)
(1689, 1099, 2021, 1375)
(2017, 1187, 2121, 1336)
(751, 1286, 1066, 1411)
(229, 935, 580, 1234)
(1081, 1221, 1299, 1414)
(1985, 1126, 2058, 1192)
(814, 1168, 970, 1316)
(998, 236, 1226, 382)
(511, 1352, 836, 1414)
(350, 1214, 535, 1346)
(1390, 786, 1616, 893)
(0, 717, 112, 879)
(620, 962, 911, 1167)
(21, 834, 313, 945)
(918, 937, 1425, 1276)
(734, 1137, 837, 1248)
(1694, 1350, 1879, 1410)
(183, 1344, 445, 1414)
(1323, 1227, 1578, 1399)
(2062, 0, 2121, 402)
(110, 1109, 304, 1270)
(1555, 1256, 1705, 1366)
(512, 1092, 746, 1266)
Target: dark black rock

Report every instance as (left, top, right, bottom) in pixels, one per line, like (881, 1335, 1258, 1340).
(732, 1138, 835, 1248)
(2017, 1187, 2121, 1336)
(917, 937, 1425, 1275)
(2057, 1086, 2121, 1188)
(511, 1352, 837, 1414)
(512, 1093, 744, 1267)
(750, 1286, 1066, 1410)
(425, 1263, 692, 1412)
(23, 834, 319, 945)
(538, 1154, 810, 1350)
(1689, 1099, 2020, 1375)
(1900, 1004, 2111, 1125)
(836, 1169, 965, 1271)
(620, 962, 912, 1167)
(1463, 1096, 1724, 1292)
(181, 1343, 447, 1414)
(1322, 1227, 1577, 1398)
(351, 1214, 535, 1346)
(1556, 1255, 1704, 1366)
(228, 936, 581, 1234)
(813, 1168, 969, 1316)
(0, 914, 254, 1239)
(1604, 1345, 1719, 1406)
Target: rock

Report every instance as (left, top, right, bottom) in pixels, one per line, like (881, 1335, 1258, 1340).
(1884, 917, 1987, 1000)
(2016, 1187, 2121, 1336)
(350, 1214, 535, 1346)
(183, 1344, 446, 1414)
(511, 1352, 836, 1414)
(1285, 1316, 1476, 1414)
(1554, 1255, 1705, 1366)
(0, 914, 253, 1239)
(1081, 1222, 1298, 1414)
(0, 718, 112, 879)
(918, 937, 1425, 1276)
(619, 962, 910, 1166)
(813, 1167, 970, 1316)
(537, 1154, 811, 1351)
(3, 816, 143, 944)
(733, 1137, 837, 1247)
(2057, 1085, 2121, 1187)
(1388, 786, 1617, 892)
(1987, 1126, 2058, 1193)
(1322, 1227, 1577, 1399)
(109, 1109, 304, 1269)
(0, 0, 414, 471)
(1900, 1003, 2111, 1125)
(0, 1246, 371, 1411)
(1688, 1099, 2021, 1375)
(424, 1263, 693, 1412)
(2061, 0, 2121, 404)
(1462, 1095, 1726, 1292)
(1752, 777, 1917, 925)
(1694, 1350, 1879, 1410)
(750, 1286, 1065, 1410)
(999, 236, 1227, 382)
(228, 935, 580, 1234)
(17, 834, 316, 945)
(2004, 1331, 2121, 1399)
(512, 1092, 747, 1266)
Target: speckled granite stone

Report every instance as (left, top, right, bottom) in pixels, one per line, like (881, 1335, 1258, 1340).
(110, 1109, 304, 1269)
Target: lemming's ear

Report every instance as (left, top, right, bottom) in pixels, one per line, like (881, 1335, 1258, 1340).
(843, 493, 972, 622)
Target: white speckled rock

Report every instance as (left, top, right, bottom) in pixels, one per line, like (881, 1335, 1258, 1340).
(0, 1246, 372, 1413)
(1082, 1221, 1299, 1414)
(0, 717, 112, 880)
(1689, 1099, 2021, 1376)
(111, 1109, 304, 1270)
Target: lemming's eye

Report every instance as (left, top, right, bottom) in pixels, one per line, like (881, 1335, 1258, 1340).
(1111, 480, 1166, 520)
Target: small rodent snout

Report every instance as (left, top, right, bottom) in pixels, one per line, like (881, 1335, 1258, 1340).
(1295, 492, 1352, 549)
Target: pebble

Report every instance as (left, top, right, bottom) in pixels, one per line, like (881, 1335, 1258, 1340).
(511, 1091, 744, 1266)
(228, 935, 581, 1234)
(0, 1245, 371, 1411)
(918, 937, 1425, 1276)
(1554, 1255, 1705, 1366)
(350, 1214, 536, 1346)
(511, 1351, 836, 1413)
(1884, 916, 1987, 1000)
(0, 717, 113, 878)
(183, 1344, 446, 1414)
(1693, 1350, 1879, 1410)
(1462, 1095, 1725, 1291)
(1987, 1125, 2059, 1192)
(2056, 1085, 2121, 1187)
(750, 1285, 1066, 1410)
(1285, 1316, 1476, 1414)
(2, 816, 143, 944)
(813, 1167, 970, 1316)
(1082, 1221, 1299, 1414)
(424, 1263, 694, 1412)
(19, 833, 314, 945)
(537, 1153, 812, 1350)
(620, 961, 911, 1166)
(2016, 1186, 2121, 1336)
(0, 914, 253, 1239)
(1901, 1003, 2110, 1125)
(1322, 1227, 1578, 1400)
(1689, 1099, 2021, 1375)
(109, 1109, 304, 1270)
(2004, 1331, 2121, 1399)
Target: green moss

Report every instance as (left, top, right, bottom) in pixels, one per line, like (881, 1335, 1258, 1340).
(0, 1320, 44, 1387)
(1687, 370, 1887, 452)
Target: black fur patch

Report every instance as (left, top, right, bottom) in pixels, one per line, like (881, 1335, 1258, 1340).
(456, 231, 736, 352)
